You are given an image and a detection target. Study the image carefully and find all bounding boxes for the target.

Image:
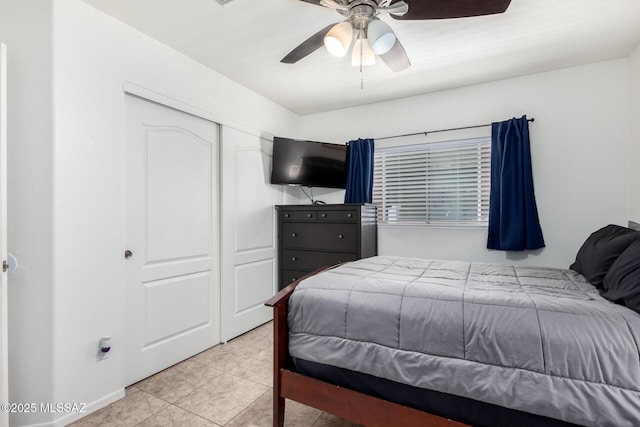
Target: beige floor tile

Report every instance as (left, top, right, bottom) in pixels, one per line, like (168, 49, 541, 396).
(136, 405, 221, 427)
(190, 340, 257, 372)
(224, 390, 272, 427)
(231, 322, 273, 351)
(136, 359, 224, 403)
(70, 389, 168, 427)
(227, 349, 273, 387)
(283, 400, 325, 427)
(312, 412, 362, 427)
(174, 373, 269, 425)
(227, 390, 323, 427)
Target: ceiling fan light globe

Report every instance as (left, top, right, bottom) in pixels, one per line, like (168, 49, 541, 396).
(352, 38, 376, 66)
(324, 22, 353, 57)
(370, 33, 396, 55)
(324, 38, 348, 57)
(367, 19, 396, 55)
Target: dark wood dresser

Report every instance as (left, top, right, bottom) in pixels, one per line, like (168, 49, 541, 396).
(276, 204, 377, 290)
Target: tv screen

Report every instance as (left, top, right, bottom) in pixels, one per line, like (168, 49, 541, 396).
(270, 137, 348, 188)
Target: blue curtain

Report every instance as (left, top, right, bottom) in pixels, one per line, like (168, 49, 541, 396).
(344, 138, 374, 204)
(487, 116, 545, 251)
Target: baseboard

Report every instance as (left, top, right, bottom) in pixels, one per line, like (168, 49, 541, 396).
(34, 388, 125, 427)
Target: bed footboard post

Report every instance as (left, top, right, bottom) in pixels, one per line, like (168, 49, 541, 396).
(266, 268, 331, 427)
(273, 302, 287, 427)
(267, 282, 298, 427)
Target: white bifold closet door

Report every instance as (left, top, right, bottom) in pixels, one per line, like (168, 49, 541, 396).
(124, 94, 220, 385)
(220, 127, 280, 342)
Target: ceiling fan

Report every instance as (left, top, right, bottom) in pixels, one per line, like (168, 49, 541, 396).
(281, 0, 512, 71)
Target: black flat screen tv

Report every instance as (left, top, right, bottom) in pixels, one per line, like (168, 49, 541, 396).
(270, 137, 348, 189)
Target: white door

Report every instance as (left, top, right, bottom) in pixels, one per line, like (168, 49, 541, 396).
(0, 43, 9, 427)
(124, 95, 220, 385)
(220, 127, 281, 341)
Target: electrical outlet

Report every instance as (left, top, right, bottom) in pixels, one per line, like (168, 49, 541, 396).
(97, 337, 112, 361)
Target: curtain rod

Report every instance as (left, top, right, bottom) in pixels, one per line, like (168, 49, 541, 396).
(375, 117, 535, 141)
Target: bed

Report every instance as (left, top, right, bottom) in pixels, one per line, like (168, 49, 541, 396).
(265, 224, 640, 427)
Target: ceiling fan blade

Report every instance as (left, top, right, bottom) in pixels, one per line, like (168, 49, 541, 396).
(281, 23, 335, 64)
(377, 1, 409, 17)
(379, 38, 410, 72)
(320, 0, 349, 11)
(392, 0, 512, 20)
(297, 0, 324, 6)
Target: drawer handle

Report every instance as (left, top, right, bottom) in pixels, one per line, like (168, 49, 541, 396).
(292, 233, 297, 237)
(347, 213, 353, 218)
(291, 277, 297, 282)
(338, 234, 344, 239)
(284, 213, 290, 218)
(292, 257, 297, 261)
(321, 213, 327, 218)
(307, 213, 313, 218)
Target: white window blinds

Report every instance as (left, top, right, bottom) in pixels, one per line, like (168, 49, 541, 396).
(373, 137, 491, 226)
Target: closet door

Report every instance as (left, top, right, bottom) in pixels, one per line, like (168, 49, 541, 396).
(220, 127, 280, 341)
(124, 94, 220, 385)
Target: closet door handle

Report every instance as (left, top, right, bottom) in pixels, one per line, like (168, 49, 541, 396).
(124, 250, 133, 260)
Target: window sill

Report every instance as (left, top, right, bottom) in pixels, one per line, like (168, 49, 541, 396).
(377, 223, 488, 230)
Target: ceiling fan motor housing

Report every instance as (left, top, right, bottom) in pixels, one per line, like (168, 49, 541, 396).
(350, 3, 376, 30)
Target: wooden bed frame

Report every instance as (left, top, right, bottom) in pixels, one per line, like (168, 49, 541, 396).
(265, 267, 471, 427)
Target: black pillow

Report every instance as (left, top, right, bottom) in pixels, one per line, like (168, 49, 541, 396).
(600, 239, 640, 314)
(570, 224, 638, 288)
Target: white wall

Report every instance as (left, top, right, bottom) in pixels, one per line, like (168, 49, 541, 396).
(300, 60, 632, 268)
(3, 0, 299, 425)
(630, 44, 640, 221)
(0, 2, 56, 426)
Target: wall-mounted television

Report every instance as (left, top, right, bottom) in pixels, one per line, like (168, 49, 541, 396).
(270, 137, 348, 189)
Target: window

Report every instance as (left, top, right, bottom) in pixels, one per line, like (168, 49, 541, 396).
(373, 137, 491, 226)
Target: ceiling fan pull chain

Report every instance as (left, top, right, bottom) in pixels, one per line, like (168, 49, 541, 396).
(359, 30, 364, 89)
(360, 55, 365, 90)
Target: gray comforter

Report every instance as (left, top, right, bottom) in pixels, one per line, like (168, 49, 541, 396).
(288, 256, 640, 426)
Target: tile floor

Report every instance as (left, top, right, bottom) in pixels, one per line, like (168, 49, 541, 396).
(70, 322, 358, 427)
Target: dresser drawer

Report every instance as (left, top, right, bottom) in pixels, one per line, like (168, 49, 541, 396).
(283, 249, 357, 270)
(280, 210, 317, 221)
(281, 269, 309, 286)
(282, 223, 357, 252)
(277, 204, 377, 291)
(317, 210, 358, 222)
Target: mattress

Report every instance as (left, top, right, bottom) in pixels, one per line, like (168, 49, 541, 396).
(294, 358, 578, 427)
(287, 256, 640, 427)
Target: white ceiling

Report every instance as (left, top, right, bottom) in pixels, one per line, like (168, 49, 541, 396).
(82, 0, 640, 115)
